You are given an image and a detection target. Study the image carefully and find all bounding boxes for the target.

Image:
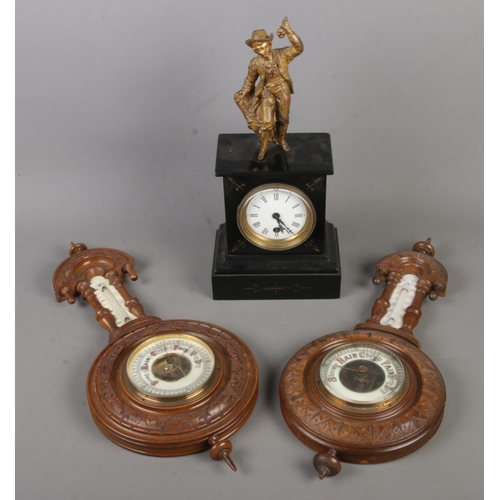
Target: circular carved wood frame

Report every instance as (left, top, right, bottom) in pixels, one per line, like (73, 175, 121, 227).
(279, 329, 445, 465)
(87, 318, 259, 457)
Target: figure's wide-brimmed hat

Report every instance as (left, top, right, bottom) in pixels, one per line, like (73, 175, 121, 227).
(246, 29, 274, 47)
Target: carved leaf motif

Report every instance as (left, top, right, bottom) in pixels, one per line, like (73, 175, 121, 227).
(102, 392, 124, 417)
(122, 411, 146, 430)
(376, 250, 448, 291)
(98, 343, 124, 388)
(231, 367, 243, 390)
(226, 343, 242, 365)
(60, 262, 76, 283)
(145, 416, 162, 434)
(54, 248, 135, 287)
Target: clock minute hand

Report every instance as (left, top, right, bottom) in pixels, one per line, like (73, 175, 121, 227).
(279, 219, 294, 235)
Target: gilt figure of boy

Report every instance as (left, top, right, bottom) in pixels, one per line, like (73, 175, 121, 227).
(234, 17, 303, 161)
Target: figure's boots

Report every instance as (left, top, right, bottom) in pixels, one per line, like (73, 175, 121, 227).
(277, 124, 291, 152)
(258, 131, 272, 161)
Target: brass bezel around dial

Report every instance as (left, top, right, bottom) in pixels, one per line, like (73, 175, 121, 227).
(124, 333, 219, 407)
(314, 341, 410, 414)
(236, 183, 316, 251)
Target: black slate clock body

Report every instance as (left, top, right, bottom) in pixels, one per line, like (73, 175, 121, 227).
(212, 133, 341, 300)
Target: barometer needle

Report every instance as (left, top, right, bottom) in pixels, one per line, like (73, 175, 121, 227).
(341, 366, 370, 374)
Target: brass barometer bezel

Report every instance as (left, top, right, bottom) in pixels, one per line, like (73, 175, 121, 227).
(314, 341, 411, 414)
(123, 332, 222, 408)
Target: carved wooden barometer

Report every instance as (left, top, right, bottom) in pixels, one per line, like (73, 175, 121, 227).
(279, 239, 448, 478)
(53, 243, 258, 469)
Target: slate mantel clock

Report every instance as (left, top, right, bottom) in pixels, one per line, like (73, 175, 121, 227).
(279, 239, 448, 478)
(53, 243, 258, 470)
(212, 133, 341, 300)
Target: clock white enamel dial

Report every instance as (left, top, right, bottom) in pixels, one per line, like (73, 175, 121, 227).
(318, 343, 407, 409)
(126, 333, 216, 402)
(237, 183, 316, 250)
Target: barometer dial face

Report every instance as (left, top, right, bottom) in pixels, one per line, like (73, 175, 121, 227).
(237, 183, 316, 250)
(318, 343, 407, 406)
(126, 333, 215, 399)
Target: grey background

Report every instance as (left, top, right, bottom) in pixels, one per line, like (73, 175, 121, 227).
(16, 1, 483, 499)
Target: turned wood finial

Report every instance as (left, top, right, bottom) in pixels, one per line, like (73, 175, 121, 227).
(208, 436, 237, 471)
(412, 237, 435, 256)
(313, 449, 342, 479)
(122, 263, 138, 281)
(69, 242, 88, 255)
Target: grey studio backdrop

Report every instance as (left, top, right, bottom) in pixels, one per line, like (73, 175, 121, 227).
(16, 1, 483, 499)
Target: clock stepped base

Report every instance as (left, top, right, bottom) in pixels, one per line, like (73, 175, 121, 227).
(212, 223, 341, 300)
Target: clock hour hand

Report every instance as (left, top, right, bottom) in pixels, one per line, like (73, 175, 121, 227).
(272, 213, 294, 235)
(272, 213, 286, 233)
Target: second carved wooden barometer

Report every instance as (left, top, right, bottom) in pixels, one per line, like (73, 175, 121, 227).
(279, 239, 448, 478)
(53, 243, 258, 470)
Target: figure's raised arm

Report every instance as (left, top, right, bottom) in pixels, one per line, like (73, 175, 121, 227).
(277, 17, 303, 56)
